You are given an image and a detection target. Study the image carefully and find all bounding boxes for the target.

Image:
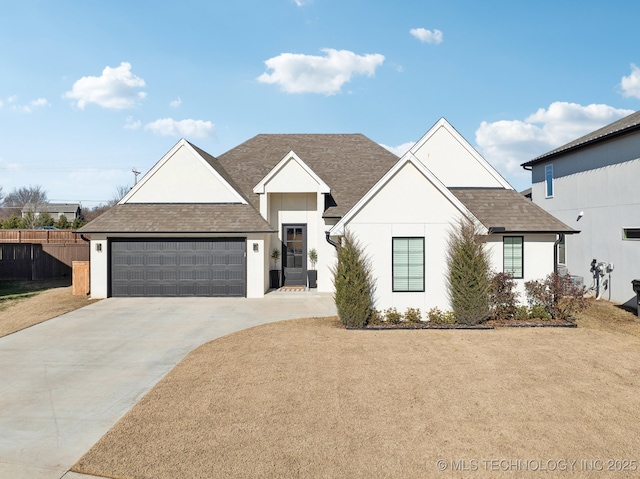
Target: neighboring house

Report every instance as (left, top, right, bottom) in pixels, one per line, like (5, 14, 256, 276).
(80, 119, 574, 313)
(521, 109, 640, 307)
(22, 203, 82, 220)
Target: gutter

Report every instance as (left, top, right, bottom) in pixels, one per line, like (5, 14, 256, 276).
(325, 231, 339, 249)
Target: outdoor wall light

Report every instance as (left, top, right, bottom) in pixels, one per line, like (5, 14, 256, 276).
(253, 243, 259, 252)
(96, 243, 102, 252)
(577, 211, 584, 221)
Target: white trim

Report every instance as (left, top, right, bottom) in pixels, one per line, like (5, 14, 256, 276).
(119, 138, 247, 205)
(331, 152, 485, 236)
(253, 150, 330, 194)
(411, 118, 513, 190)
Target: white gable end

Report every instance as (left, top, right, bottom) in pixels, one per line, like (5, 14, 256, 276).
(254, 151, 330, 194)
(123, 141, 245, 204)
(344, 161, 466, 227)
(411, 119, 512, 189)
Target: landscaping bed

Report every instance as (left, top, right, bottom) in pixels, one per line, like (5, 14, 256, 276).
(350, 318, 576, 329)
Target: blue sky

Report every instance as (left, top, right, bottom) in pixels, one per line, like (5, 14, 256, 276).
(1, 0, 639, 206)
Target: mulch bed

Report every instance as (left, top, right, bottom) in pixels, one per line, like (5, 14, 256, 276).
(349, 318, 576, 330)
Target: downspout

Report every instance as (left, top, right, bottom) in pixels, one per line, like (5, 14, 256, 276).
(325, 231, 339, 249)
(80, 234, 90, 243)
(553, 233, 564, 275)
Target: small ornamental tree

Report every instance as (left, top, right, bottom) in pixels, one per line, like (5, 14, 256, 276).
(332, 230, 375, 328)
(54, 214, 71, 229)
(72, 216, 87, 229)
(1, 214, 21, 229)
(445, 218, 491, 325)
(35, 212, 54, 228)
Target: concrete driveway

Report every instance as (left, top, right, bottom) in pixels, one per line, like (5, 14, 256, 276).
(0, 292, 336, 479)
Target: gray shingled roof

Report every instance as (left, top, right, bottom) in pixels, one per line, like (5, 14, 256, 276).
(522, 109, 640, 166)
(450, 188, 576, 233)
(214, 134, 400, 217)
(78, 204, 274, 234)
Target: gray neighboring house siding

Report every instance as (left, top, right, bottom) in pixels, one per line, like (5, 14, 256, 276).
(522, 110, 640, 306)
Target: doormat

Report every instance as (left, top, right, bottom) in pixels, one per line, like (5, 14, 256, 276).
(278, 286, 308, 292)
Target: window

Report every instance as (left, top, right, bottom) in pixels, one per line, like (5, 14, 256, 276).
(392, 237, 424, 292)
(557, 236, 566, 264)
(623, 228, 640, 240)
(503, 236, 523, 279)
(545, 164, 554, 198)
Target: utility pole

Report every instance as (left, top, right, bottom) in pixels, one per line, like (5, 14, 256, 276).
(132, 168, 141, 185)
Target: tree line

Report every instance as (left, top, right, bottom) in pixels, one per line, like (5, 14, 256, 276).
(0, 184, 129, 230)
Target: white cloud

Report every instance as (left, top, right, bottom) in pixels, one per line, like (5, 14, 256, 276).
(409, 28, 443, 45)
(170, 97, 182, 108)
(380, 141, 415, 157)
(124, 117, 141, 130)
(620, 64, 640, 99)
(17, 98, 50, 113)
(64, 62, 147, 110)
(144, 118, 215, 138)
(475, 101, 634, 179)
(5, 96, 50, 113)
(257, 48, 385, 95)
(293, 0, 312, 5)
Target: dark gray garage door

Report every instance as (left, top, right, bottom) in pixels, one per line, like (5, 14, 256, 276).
(110, 239, 246, 297)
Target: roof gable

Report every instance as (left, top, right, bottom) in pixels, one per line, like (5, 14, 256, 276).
(215, 134, 399, 217)
(121, 139, 246, 205)
(410, 118, 512, 189)
(332, 153, 482, 235)
(253, 150, 330, 194)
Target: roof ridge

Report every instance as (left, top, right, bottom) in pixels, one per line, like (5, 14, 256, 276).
(523, 109, 640, 165)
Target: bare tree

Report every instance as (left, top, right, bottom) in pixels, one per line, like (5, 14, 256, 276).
(109, 185, 131, 206)
(2, 185, 48, 207)
(2, 185, 48, 226)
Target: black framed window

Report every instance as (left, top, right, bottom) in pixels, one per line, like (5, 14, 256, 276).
(503, 236, 524, 279)
(392, 237, 424, 292)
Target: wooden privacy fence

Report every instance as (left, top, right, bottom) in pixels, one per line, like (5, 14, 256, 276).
(0, 242, 90, 281)
(0, 230, 84, 244)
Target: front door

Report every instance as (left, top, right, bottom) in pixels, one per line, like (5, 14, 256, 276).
(282, 224, 307, 286)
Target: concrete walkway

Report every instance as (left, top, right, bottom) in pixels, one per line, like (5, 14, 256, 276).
(0, 291, 336, 479)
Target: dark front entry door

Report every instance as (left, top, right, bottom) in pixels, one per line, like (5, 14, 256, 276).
(282, 224, 307, 286)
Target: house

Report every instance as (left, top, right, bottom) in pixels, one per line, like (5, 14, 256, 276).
(79, 119, 574, 313)
(521, 109, 640, 307)
(22, 203, 82, 221)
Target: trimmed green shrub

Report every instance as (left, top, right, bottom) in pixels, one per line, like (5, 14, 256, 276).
(446, 218, 491, 325)
(384, 307, 402, 324)
(403, 307, 422, 323)
(332, 230, 375, 328)
(514, 305, 530, 321)
(427, 307, 456, 324)
(529, 304, 552, 320)
(369, 309, 384, 325)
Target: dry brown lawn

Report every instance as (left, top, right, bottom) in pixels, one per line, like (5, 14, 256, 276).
(0, 281, 99, 337)
(73, 299, 640, 479)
